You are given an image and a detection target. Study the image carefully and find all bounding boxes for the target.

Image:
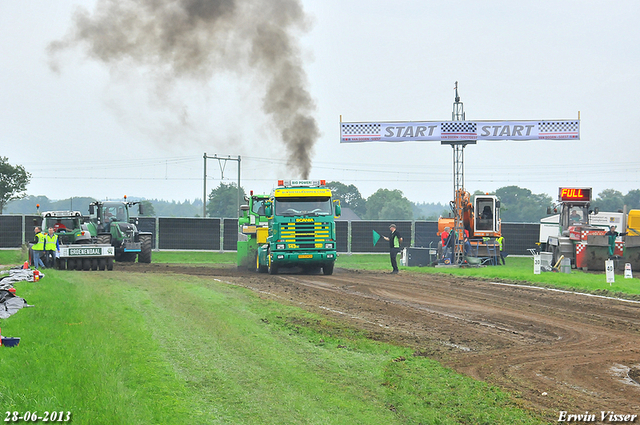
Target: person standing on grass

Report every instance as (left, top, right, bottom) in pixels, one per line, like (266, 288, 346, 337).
(32, 226, 46, 269)
(45, 227, 60, 268)
(382, 224, 403, 274)
(496, 235, 506, 265)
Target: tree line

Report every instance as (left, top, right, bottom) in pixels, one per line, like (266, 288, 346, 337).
(2, 157, 640, 222)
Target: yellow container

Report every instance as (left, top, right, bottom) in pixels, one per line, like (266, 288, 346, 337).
(628, 210, 640, 235)
(256, 227, 269, 244)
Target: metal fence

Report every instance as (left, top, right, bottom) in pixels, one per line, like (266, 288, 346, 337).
(1, 215, 540, 256)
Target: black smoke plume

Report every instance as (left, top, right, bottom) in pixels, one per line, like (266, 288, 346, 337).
(48, 0, 318, 179)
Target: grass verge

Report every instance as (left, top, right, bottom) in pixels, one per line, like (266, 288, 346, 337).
(1, 269, 543, 424)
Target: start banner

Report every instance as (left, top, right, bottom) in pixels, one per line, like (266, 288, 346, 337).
(340, 120, 580, 143)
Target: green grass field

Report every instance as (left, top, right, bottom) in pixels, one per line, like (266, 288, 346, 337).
(3, 248, 635, 424)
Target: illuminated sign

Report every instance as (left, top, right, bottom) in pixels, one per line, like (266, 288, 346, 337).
(559, 188, 591, 202)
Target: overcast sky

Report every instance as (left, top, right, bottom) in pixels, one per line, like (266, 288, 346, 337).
(2, 0, 639, 206)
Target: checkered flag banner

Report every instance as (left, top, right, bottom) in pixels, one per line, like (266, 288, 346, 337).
(340, 120, 579, 142)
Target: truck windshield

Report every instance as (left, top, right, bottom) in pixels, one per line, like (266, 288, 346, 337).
(274, 197, 332, 217)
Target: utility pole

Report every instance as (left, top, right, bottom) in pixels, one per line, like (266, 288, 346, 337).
(203, 153, 242, 218)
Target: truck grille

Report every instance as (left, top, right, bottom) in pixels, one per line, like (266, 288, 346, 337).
(280, 222, 331, 248)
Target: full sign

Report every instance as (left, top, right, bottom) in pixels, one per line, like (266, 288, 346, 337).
(558, 187, 591, 202)
(340, 120, 580, 143)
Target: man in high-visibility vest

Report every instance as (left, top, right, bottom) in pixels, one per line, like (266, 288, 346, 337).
(496, 235, 506, 265)
(32, 226, 46, 269)
(382, 224, 403, 274)
(44, 227, 60, 268)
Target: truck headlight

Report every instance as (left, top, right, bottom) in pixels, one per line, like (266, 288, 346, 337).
(277, 254, 284, 259)
(325, 243, 334, 249)
(276, 244, 285, 250)
(327, 254, 334, 259)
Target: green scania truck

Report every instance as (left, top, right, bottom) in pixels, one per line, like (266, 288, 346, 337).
(251, 180, 341, 275)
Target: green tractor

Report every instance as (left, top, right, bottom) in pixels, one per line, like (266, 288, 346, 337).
(39, 210, 115, 271)
(88, 199, 152, 263)
(237, 192, 271, 269)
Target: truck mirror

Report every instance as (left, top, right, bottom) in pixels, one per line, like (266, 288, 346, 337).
(334, 200, 341, 217)
(495, 200, 500, 209)
(594, 207, 599, 215)
(89, 205, 94, 215)
(264, 201, 272, 216)
(546, 206, 553, 215)
(138, 203, 144, 216)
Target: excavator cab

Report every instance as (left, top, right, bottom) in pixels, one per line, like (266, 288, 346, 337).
(474, 195, 500, 235)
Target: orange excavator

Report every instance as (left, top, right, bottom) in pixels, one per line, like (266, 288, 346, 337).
(437, 189, 502, 264)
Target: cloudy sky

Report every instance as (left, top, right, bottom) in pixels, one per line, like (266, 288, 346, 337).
(2, 0, 639, 206)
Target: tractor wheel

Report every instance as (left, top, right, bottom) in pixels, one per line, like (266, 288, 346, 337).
(98, 259, 106, 271)
(138, 235, 152, 263)
(97, 234, 111, 245)
(67, 259, 76, 270)
(323, 262, 334, 276)
(106, 258, 114, 271)
(256, 252, 268, 273)
(91, 259, 99, 271)
(83, 259, 91, 271)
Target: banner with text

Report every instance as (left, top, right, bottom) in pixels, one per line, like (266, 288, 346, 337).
(340, 120, 580, 143)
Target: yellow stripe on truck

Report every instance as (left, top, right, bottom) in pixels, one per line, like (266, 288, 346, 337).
(274, 188, 332, 197)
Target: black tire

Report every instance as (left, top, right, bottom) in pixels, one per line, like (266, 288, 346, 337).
(323, 262, 334, 275)
(98, 259, 106, 271)
(106, 258, 114, 271)
(97, 234, 111, 245)
(83, 258, 91, 271)
(268, 257, 278, 275)
(256, 252, 268, 273)
(58, 259, 66, 270)
(91, 259, 99, 271)
(138, 235, 152, 263)
(67, 259, 76, 270)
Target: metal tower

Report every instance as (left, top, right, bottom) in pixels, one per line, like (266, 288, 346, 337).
(444, 82, 475, 265)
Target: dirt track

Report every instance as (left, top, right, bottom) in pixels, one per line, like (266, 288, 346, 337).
(118, 263, 640, 420)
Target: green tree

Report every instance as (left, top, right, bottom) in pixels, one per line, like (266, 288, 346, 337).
(139, 200, 156, 216)
(0, 157, 31, 214)
(592, 189, 624, 212)
(495, 186, 552, 223)
(365, 189, 413, 220)
(326, 181, 366, 217)
(623, 189, 640, 209)
(206, 182, 246, 218)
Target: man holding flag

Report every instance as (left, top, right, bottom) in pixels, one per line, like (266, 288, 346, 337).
(382, 224, 403, 274)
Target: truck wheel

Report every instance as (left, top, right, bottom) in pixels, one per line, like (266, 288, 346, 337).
(268, 257, 278, 275)
(323, 263, 334, 275)
(138, 235, 152, 263)
(256, 253, 267, 273)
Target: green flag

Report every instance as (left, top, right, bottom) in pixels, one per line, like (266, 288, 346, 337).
(373, 229, 381, 246)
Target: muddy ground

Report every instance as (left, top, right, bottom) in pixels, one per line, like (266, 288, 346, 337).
(118, 263, 640, 420)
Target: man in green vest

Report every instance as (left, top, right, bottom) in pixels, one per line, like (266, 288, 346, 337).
(44, 227, 60, 268)
(496, 235, 506, 265)
(32, 226, 46, 269)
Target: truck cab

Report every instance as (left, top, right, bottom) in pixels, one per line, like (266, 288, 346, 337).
(256, 180, 341, 275)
